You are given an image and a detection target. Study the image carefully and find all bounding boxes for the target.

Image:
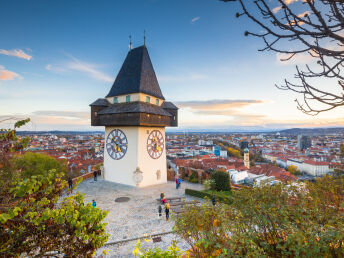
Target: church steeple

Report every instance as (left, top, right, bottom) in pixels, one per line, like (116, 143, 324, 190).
(106, 45, 165, 100)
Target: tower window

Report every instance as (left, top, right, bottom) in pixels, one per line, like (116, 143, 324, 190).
(113, 97, 118, 103)
(126, 95, 131, 102)
(146, 96, 150, 103)
(156, 99, 159, 105)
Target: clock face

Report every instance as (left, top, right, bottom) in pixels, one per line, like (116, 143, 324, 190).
(147, 130, 164, 159)
(106, 129, 128, 160)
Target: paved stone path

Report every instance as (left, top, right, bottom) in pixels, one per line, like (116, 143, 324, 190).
(75, 179, 204, 257)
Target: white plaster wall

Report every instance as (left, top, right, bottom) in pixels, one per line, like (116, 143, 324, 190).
(104, 126, 139, 186)
(104, 126, 167, 187)
(137, 127, 167, 187)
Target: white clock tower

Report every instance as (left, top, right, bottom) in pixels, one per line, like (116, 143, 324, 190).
(90, 45, 178, 187)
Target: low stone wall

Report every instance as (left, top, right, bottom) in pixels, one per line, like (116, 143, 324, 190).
(72, 170, 101, 184)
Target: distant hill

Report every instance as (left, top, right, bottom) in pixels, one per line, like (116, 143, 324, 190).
(279, 127, 344, 135)
(16, 131, 103, 136)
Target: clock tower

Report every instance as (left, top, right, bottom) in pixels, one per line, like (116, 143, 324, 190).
(90, 45, 178, 187)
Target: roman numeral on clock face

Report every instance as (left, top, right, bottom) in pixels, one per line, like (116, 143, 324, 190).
(106, 129, 128, 160)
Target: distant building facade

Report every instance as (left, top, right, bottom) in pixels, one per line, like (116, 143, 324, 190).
(213, 145, 221, 156)
(297, 135, 312, 150)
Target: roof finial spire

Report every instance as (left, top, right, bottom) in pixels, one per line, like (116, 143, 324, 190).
(129, 35, 132, 50)
(144, 30, 146, 46)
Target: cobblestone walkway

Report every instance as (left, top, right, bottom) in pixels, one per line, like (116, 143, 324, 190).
(75, 179, 204, 257)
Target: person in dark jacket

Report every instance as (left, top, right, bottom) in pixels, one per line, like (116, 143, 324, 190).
(158, 205, 162, 218)
(165, 202, 170, 221)
(92, 200, 96, 207)
(211, 195, 216, 206)
(68, 178, 73, 189)
(93, 171, 97, 181)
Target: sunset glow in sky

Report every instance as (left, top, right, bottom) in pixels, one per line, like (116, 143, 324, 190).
(1, 0, 343, 131)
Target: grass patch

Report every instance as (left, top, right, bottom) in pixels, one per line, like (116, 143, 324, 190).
(185, 189, 233, 205)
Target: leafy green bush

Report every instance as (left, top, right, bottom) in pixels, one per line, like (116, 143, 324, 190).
(12, 152, 68, 179)
(132, 239, 182, 257)
(210, 171, 230, 191)
(185, 189, 232, 205)
(188, 171, 198, 183)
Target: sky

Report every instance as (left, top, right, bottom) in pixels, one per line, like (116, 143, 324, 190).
(0, 0, 343, 131)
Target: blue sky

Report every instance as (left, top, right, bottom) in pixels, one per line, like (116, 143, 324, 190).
(1, 0, 343, 131)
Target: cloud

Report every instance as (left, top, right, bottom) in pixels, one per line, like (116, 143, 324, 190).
(31, 110, 90, 120)
(176, 99, 268, 127)
(273, 0, 307, 14)
(46, 55, 113, 82)
(0, 49, 32, 60)
(0, 66, 20, 80)
(175, 99, 265, 110)
(276, 52, 314, 65)
(191, 16, 200, 24)
(288, 11, 311, 26)
(272, 6, 282, 14)
(284, 0, 302, 4)
(0, 111, 90, 130)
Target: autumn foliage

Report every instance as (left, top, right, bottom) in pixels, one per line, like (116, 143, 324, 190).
(0, 119, 109, 256)
(174, 176, 344, 257)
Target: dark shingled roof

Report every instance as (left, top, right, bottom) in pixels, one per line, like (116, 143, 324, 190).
(162, 101, 178, 110)
(90, 98, 110, 106)
(106, 45, 165, 100)
(98, 102, 172, 116)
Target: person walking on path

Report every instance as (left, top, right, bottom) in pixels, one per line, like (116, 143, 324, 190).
(93, 171, 97, 181)
(68, 177, 73, 189)
(211, 195, 216, 206)
(165, 202, 170, 221)
(178, 178, 182, 189)
(175, 177, 179, 189)
(158, 205, 162, 219)
(92, 200, 96, 208)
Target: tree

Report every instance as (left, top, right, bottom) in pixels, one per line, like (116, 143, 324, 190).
(210, 171, 231, 191)
(340, 144, 344, 158)
(0, 120, 109, 256)
(288, 164, 302, 175)
(226, 147, 241, 158)
(222, 0, 344, 115)
(12, 152, 68, 179)
(0, 118, 30, 204)
(173, 175, 344, 257)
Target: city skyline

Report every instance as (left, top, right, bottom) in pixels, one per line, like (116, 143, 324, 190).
(1, 0, 343, 131)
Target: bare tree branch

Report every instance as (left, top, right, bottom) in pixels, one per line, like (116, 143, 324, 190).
(221, 0, 344, 115)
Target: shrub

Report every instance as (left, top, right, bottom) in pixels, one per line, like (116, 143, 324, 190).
(189, 171, 199, 183)
(210, 171, 230, 191)
(185, 189, 232, 205)
(178, 176, 344, 257)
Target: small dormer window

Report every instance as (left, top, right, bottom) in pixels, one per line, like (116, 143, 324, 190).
(114, 97, 118, 103)
(156, 99, 159, 105)
(126, 95, 131, 102)
(146, 96, 150, 103)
